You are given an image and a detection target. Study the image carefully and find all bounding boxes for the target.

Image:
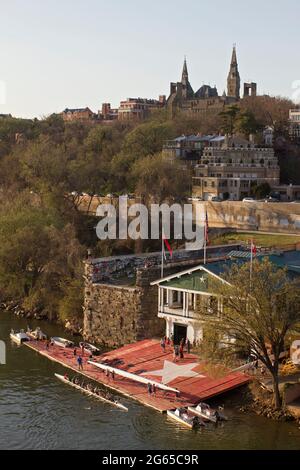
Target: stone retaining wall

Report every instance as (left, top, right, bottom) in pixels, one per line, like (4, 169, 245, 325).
(193, 201, 300, 233)
(87, 244, 239, 283)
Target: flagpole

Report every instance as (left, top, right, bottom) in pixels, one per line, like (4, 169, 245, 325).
(250, 238, 253, 291)
(203, 209, 208, 265)
(161, 233, 164, 278)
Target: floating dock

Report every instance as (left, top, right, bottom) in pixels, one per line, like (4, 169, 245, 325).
(25, 339, 250, 413)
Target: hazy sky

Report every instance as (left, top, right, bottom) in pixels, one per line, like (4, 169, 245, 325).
(0, 0, 299, 118)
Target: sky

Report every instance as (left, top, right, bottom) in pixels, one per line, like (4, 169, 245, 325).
(0, 0, 299, 118)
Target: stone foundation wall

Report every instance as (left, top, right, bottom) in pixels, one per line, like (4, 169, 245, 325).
(84, 283, 146, 347)
(83, 266, 170, 347)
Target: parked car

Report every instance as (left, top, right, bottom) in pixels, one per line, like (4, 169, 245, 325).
(210, 196, 222, 202)
(242, 197, 256, 203)
(264, 197, 280, 203)
(188, 197, 203, 202)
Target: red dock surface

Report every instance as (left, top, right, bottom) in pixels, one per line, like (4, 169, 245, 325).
(25, 339, 250, 412)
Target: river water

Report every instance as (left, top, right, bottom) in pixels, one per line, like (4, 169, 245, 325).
(1, 311, 300, 450)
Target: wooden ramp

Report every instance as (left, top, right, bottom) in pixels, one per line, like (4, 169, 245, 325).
(25, 339, 250, 413)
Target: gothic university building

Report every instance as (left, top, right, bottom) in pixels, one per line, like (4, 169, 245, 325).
(62, 47, 258, 122)
(167, 46, 257, 117)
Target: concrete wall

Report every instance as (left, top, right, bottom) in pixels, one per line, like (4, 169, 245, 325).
(193, 201, 300, 233)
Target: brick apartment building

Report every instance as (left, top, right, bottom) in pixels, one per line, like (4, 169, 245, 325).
(118, 96, 166, 121)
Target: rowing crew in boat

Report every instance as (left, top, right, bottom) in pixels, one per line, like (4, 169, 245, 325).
(63, 374, 120, 404)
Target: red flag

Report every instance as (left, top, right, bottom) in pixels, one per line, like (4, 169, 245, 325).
(163, 236, 173, 258)
(251, 240, 257, 256)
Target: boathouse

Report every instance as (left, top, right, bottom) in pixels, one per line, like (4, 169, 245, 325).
(83, 245, 240, 347)
(151, 250, 300, 345)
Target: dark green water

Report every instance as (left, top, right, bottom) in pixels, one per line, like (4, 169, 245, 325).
(1, 311, 300, 450)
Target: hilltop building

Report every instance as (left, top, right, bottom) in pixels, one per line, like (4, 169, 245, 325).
(192, 135, 280, 201)
(167, 47, 257, 118)
(289, 108, 300, 142)
(118, 96, 166, 121)
(98, 103, 118, 121)
(163, 135, 224, 165)
(61, 107, 95, 122)
(61, 104, 119, 123)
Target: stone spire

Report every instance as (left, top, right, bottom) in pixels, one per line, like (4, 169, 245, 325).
(227, 45, 240, 100)
(182, 57, 189, 83)
(231, 45, 238, 65)
(180, 57, 194, 100)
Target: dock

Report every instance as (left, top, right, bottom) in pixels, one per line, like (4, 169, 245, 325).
(25, 339, 250, 413)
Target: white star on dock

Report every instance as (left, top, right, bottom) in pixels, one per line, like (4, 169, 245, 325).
(142, 360, 204, 384)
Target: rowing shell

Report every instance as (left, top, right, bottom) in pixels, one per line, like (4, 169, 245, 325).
(54, 374, 128, 411)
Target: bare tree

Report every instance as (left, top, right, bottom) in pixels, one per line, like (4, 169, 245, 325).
(198, 258, 300, 409)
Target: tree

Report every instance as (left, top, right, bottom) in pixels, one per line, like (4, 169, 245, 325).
(0, 194, 84, 321)
(234, 110, 262, 137)
(198, 258, 300, 409)
(250, 182, 271, 199)
(240, 95, 293, 132)
(131, 152, 190, 203)
(219, 105, 240, 134)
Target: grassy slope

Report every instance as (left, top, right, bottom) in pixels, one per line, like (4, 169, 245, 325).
(211, 232, 300, 248)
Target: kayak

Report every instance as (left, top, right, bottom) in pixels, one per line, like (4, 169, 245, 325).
(79, 341, 101, 356)
(51, 337, 74, 348)
(54, 373, 128, 411)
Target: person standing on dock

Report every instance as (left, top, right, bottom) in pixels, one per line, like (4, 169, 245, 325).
(77, 355, 83, 370)
(160, 337, 166, 353)
(173, 345, 179, 362)
(186, 339, 191, 354)
(179, 339, 184, 359)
